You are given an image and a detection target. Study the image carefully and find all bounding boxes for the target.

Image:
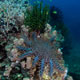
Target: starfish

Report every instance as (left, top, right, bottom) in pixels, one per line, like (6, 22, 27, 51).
(16, 32, 65, 77)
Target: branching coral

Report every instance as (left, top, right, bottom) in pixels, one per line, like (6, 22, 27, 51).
(0, 0, 28, 33)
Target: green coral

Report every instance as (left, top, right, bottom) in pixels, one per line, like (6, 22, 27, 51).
(24, 2, 49, 32)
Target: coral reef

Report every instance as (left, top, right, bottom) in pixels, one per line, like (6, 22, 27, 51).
(0, 0, 72, 80)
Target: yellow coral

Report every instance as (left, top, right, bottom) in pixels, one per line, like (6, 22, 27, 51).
(42, 73, 50, 80)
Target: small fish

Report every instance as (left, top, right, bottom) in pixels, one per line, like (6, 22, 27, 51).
(53, 11, 57, 14)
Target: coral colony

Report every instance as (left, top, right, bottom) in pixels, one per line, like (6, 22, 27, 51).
(0, 0, 73, 80)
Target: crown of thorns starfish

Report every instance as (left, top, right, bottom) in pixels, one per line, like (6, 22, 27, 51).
(16, 32, 65, 77)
